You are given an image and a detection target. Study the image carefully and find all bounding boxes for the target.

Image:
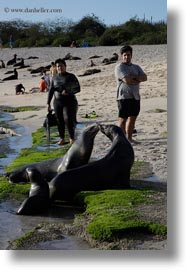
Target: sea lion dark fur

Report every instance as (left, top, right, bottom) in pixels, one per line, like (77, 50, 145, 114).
(49, 124, 134, 201)
(17, 168, 50, 215)
(7, 54, 17, 66)
(2, 68, 18, 81)
(57, 123, 99, 172)
(7, 124, 99, 183)
(7, 158, 65, 184)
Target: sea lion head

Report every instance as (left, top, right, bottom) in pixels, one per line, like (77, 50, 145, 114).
(6, 169, 29, 184)
(82, 123, 99, 139)
(98, 124, 124, 140)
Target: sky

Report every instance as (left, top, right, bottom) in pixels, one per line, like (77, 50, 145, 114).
(0, 0, 167, 25)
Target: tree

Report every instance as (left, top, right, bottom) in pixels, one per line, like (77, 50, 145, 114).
(70, 14, 106, 43)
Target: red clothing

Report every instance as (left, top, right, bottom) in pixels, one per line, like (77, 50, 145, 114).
(39, 79, 47, 92)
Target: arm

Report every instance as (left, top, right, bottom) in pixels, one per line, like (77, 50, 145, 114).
(64, 73, 81, 94)
(121, 75, 147, 85)
(47, 80, 54, 111)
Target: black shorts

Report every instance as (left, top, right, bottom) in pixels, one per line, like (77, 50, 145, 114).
(117, 99, 140, 118)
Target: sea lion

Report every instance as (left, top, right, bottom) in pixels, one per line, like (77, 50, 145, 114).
(7, 54, 17, 66)
(7, 123, 99, 183)
(88, 55, 102, 59)
(64, 53, 81, 60)
(49, 124, 134, 202)
(2, 68, 18, 81)
(109, 53, 119, 62)
(17, 168, 50, 215)
(0, 60, 5, 68)
(13, 58, 24, 67)
(27, 56, 39, 59)
(57, 123, 99, 172)
(78, 68, 101, 76)
(30, 65, 50, 74)
(7, 157, 64, 184)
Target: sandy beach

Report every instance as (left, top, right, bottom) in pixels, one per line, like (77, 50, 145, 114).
(0, 45, 167, 181)
(0, 45, 167, 250)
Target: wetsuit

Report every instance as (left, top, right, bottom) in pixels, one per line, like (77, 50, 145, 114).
(47, 72, 80, 140)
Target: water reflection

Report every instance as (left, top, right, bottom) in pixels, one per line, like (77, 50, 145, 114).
(0, 200, 89, 250)
(0, 117, 90, 250)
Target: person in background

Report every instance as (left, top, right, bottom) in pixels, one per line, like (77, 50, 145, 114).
(39, 76, 48, 92)
(42, 69, 50, 91)
(70, 40, 77, 48)
(0, 37, 3, 49)
(47, 58, 80, 145)
(9, 35, 14, 49)
(115, 45, 147, 144)
(15, 83, 25, 95)
(49, 62, 57, 78)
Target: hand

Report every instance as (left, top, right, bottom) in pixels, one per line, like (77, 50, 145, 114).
(47, 104, 51, 112)
(61, 90, 68, 96)
(123, 76, 138, 84)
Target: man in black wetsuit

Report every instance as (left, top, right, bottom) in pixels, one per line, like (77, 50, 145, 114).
(47, 58, 80, 145)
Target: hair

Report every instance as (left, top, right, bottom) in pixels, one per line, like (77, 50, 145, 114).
(55, 58, 66, 66)
(120, 45, 133, 55)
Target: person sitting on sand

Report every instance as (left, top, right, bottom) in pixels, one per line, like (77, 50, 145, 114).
(42, 70, 50, 91)
(39, 77, 48, 92)
(15, 83, 25, 95)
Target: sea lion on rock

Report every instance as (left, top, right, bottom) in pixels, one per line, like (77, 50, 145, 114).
(7, 124, 99, 183)
(17, 168, 50, 215)
(49, 124, 134, 202)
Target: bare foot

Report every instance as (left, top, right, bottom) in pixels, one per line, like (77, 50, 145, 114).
(69, 138, 74, 145)
(56, 139, 65, 145)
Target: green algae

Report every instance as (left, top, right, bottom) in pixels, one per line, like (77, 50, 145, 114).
(75, 189, 167, 241)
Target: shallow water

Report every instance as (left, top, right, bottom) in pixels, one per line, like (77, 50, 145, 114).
(0, 200, 90, 250)
(143, 175, 161, 182)
(0, 112, 32, 175)
(0, 110, 86, 175)
(0, 118, 90, 250)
